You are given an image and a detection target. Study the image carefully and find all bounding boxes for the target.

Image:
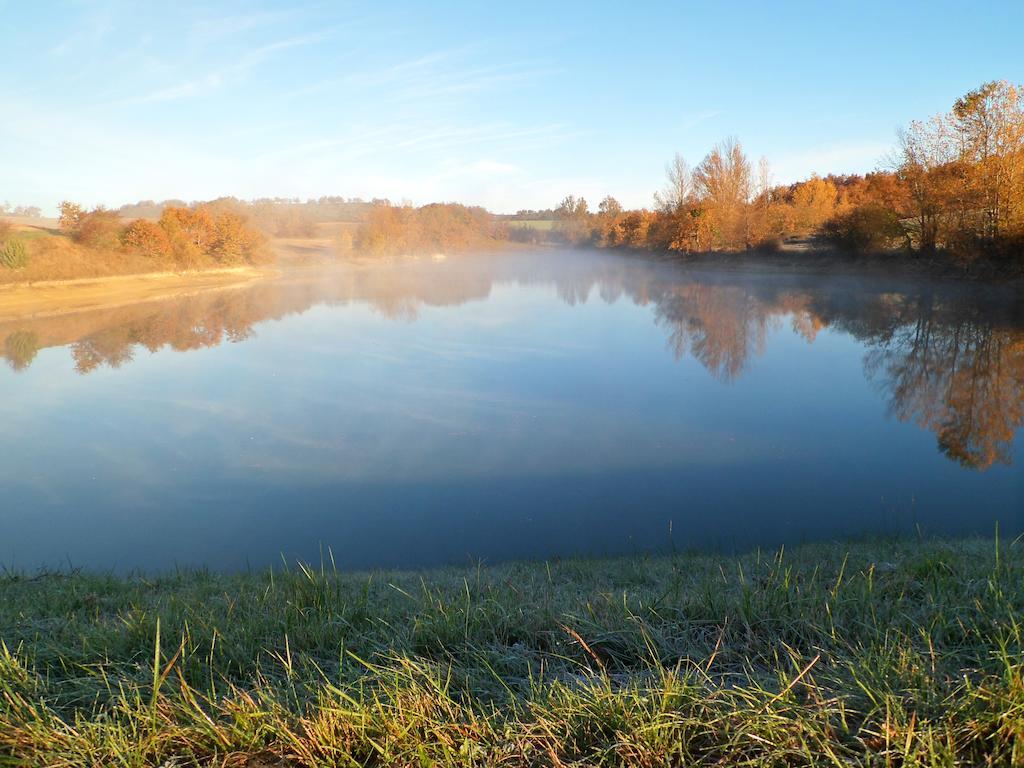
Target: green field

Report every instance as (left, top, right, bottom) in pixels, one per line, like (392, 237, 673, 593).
(2, 537, 1022, 766)
(505, 219, 556, 230)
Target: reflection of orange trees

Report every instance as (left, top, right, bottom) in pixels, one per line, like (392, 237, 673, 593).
(654, 284, 770, 381)
(3, 330, 39, 371)
(646, 284, 823, 380)
(68, 294, 262, 374)
(1, 256, 1020, 470)
(865, 310, 1024, 470)
(1, 290, 269, 375)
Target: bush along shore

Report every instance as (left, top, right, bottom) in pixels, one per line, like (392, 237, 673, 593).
(2, 536, 1023, 766)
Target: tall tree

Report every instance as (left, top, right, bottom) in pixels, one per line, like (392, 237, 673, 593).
(654, 153, 692, 212)
(693, 138, 752, 249)
(951, 80, 1024, 240)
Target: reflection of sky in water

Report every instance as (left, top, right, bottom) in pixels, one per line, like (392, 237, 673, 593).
(0, 251, 1021, 572)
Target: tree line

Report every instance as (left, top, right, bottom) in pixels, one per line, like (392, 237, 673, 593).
(353, 202, 501, 255)
(550, 81, 1024, 262)
(0, 202, 42, 218)
(57, 201, 269, 268)
(117, 197, 380, 238)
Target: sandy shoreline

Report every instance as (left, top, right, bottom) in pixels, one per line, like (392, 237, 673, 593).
(0, 266, 278, 322)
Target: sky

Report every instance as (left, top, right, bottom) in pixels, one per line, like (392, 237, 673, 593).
(1, 1, 1022, 214)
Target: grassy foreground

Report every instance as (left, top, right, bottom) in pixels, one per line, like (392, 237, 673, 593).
(2, 538, 1023, 767)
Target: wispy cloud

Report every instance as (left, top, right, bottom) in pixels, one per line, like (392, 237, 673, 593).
(187, 9, 300, 45)
(133, 32, 332, 103)
(48, 1, 118, 57)
(680, 109, 722, 131)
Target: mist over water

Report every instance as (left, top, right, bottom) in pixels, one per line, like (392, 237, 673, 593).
(0, 249, 1021, 572)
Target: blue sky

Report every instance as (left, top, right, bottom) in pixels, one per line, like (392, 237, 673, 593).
(2, 1, 1021, 214)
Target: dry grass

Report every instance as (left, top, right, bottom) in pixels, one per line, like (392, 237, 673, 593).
(0, 226, 170, 284)
(0, 219, 274, 285)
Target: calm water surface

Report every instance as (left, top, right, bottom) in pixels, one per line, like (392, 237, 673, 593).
(1, 250, 1021, 571)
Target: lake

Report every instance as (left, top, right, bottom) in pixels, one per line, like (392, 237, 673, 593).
(1, 249, 1021, 572)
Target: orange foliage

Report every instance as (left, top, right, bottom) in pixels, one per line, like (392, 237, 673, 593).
(355, 202, 495, 255)
(121, 220, 172, 259)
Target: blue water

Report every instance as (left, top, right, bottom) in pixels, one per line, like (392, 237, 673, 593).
(0, 249, 1021, 571)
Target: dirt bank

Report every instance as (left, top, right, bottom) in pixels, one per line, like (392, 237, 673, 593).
(0, 266, 277, 322)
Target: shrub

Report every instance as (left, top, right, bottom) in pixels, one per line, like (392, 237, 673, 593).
(0, 239, 28, 269)
(73, 208, 123, 250)
(121, 219, 172, 259)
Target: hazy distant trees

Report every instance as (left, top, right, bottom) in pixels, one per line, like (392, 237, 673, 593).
(595, 196, 624, 245)
(355, 201, 497, 255)
(0, 203, 42, 217)
(117, 196, 373, 238)
(555, 195, 592, 243)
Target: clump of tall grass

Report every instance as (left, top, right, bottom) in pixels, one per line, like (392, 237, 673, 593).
(0, 238, 28, 269)
(1, 537, 1022, 766)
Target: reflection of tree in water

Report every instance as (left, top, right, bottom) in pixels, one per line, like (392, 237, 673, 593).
(3, 330, 40, 371)
(862, 297, 1024, 470)
(653, 284, 771, 381)
(1, 253, 1020, 469)
(68, 296, 258, 374)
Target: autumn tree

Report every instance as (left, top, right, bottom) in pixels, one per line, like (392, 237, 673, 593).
(747, 157, 788, 248)
(596, 196, 624, 245)
(121, 219, 172, 258)
(354, 202, 496, 255)
(692, 137, 752, 249)
(950, 80, 1024, 242)
(789, 176, 838, 233)
(555, 195, 592, 243)
(159, 206, 215, 266)
(610, 210, 645, 248)
(58, 201, 84, 232)
(896, 116, 956, 252)
(73, 207, 123, 250)
(654, 153, 692, 212)
(210, 211, 265, 263)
